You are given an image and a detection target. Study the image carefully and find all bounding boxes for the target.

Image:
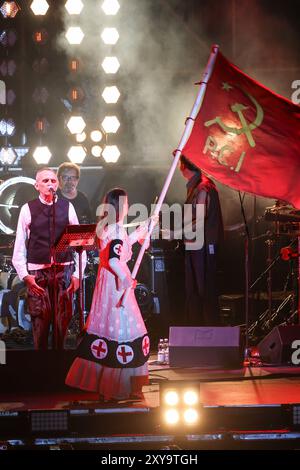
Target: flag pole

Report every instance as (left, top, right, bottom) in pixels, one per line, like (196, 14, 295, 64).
(121, 44, 220, 307)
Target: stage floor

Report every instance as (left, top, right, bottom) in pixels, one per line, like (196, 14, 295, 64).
(0, 355, 300, 449)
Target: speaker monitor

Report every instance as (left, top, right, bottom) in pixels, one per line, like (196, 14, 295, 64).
(258, 325, 300, 365)
(169, 326, 243, 368)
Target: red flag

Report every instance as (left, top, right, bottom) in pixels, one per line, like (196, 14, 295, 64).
(182, 50, 300, 208)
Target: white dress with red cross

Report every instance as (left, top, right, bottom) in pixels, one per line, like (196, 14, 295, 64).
(65, 223, 150, 400)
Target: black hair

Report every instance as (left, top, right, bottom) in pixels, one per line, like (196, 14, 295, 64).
(180, 155, 201, 174)
(97, 187, 128, 229)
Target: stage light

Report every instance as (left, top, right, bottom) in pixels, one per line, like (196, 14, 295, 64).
(183, 390, 198, 406)
(34, 118, 49, 134)
(33, 29, 48, 45)
(101, 0, 120, 16)
(6, 89, 16, 105)
(33, 146, 52, 164)
(0, 147, 17, 165)
(0, 119, 15, 136)
(101, 116, 120, 133)
(65, 0, 83, 15)
(91, 145, 102, 157)
(67, 145, 86, 163)
(160, 381, 201, 430)
(68, 86, 85, 102)
(32, 87, 49, 104)
(164, 409, 180, 425)
(183, 408, 199, 425)
(0, 60, 16, 77)
(102, 145, 120, 163)
(90, 130, 102, 142)
(67, 116, 86, 134)
(32, 58, 49, 74)
(30, 0, 49, 16)
(164, 390, 179, 407)
(0, 30, 17, 47)
(75, 132, 86, 143)
(69, 58, 80, 72)
(102, 56, 120, 74)
(65, 27, 84, 45)
(0, 1, 20, 18)
(101, 28, 119, 45)
(102, 86, 120, 104)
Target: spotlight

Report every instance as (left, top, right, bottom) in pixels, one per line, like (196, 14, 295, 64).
(183, 408, 199, 425)
(33, 29, 49, 45)
(32, 87, 49, 104)
(91, 145, 102, 157)
(30, 0, 49, 16)
(164, 409, 180, 425)
(0, 1, 20, 18)
(102, 86, 120, 104)
(69, 58, 80, 72)
(164, 390, 179, 407)
(65, 26, 84, 45)
(65, 0, 83, 15)
(32, 58, 49, 74)
(32, 146, 52, 164)
(67, 145, 86, 163)
(68, 86, 85, 102)
(102, 57, 120, 74)
(102, 145, 120, 163)
(183, 390, 198, 406)
(0, 119, 15, 136)
(101, 28, 119, 45)
(6, 89, 16, 105)
(101, 115, 120, 133)
(67, 115, 86, 134)
(90, 130, 102, 142)
(75, 131, 86, 143)
(101, 0, 120, 16)
(160, 381, 201, 430)
(0, 30, 17, 47)
(34, 117, 49, 134)
(0, 59, 17, 78)
(0, 146, 17, 165)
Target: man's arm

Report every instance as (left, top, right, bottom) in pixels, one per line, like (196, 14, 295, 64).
(12, 204, 30, 280)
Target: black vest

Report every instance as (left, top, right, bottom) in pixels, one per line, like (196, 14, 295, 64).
(27, 198, 73, 264)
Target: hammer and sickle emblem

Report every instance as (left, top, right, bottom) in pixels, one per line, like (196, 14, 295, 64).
(204, 85, 264, 148)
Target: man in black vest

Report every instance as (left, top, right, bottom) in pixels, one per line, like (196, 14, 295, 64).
(180, 155, 223, 326)
(12, 168, 84, 349)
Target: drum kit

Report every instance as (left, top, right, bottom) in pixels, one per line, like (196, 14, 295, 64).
(0, 251, 29, 334)
(248, 203, 300, 341)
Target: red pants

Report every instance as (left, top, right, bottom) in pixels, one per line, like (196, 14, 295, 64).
(27, 266, 74, 349)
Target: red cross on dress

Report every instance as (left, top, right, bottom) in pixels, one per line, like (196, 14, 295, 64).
(117, 345, 134, 364)
(91, 339, 108, 359)
(142, 336, 150, 356)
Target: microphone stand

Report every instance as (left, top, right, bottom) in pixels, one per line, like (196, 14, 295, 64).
(238, 192, 251, 361)
(50, 190, 58, 349)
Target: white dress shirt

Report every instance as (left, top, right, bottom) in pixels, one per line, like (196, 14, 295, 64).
(12, 196, 86, 280)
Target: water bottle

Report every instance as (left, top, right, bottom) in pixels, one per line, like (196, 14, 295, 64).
(157, 338, 165, 364)
(163, 338, 169, 365)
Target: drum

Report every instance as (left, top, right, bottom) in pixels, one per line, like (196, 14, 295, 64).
(134, 283, 153, 321)
(0, 256, 16, 289)
(0, 289, 10, 333)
